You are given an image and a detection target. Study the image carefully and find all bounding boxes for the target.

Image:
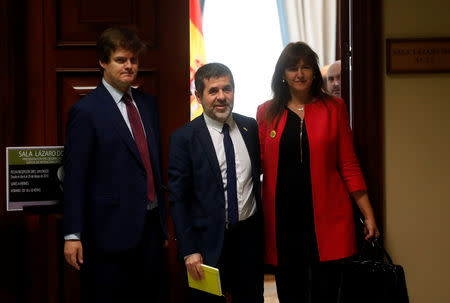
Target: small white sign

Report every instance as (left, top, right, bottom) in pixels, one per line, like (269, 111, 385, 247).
(6, 146, 64, 211)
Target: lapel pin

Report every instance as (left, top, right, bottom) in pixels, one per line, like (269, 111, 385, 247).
(270, 130, 276, 138)
(243, 127, 248, 132)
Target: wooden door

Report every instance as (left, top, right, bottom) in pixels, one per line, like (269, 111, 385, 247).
(0, 0, 190, 302)
(340, 0, 384, 240)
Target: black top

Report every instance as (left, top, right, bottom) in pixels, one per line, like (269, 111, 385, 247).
(275, 108, 319, 265)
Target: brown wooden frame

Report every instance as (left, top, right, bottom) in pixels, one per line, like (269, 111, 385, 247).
(340, 0, 383, 235)
(0, 1, 190, 302)
(0, 1, 30, 300)
(349, 0, 384, 232)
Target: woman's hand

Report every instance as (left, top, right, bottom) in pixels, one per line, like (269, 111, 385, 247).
(363, 216, 380, 240)
(351, 190, 381, 240)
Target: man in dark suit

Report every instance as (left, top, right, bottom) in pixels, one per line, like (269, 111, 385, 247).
(169, 63, 264, 302)
(63, 27, 168, 303)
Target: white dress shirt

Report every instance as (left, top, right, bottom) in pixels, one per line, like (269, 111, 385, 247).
(103, 79, 140, 138)
(203, 114, 257, 222)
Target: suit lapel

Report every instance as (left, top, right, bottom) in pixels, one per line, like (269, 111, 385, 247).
(96, 83, 143, 167)
(234, 114, 257, 175)
(233, 114, 262, 208)
(194, 116, 223, 187)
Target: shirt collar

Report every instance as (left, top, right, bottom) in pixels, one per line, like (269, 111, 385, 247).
(102, 78, 133, 105)
(203, 113, 235, 133)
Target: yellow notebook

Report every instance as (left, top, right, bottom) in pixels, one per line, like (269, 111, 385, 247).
(187, 264, 223, 296)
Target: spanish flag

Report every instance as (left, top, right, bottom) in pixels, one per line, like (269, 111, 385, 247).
(190, 0, 206, 120)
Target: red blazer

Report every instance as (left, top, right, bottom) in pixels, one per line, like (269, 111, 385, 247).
(257, 97, 367, 265)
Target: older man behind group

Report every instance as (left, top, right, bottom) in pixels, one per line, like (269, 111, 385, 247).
(326, 60, 341, 98)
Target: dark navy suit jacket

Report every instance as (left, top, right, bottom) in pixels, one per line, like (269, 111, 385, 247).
(63, 81, 167, 252)
(168, 113, 262, 266)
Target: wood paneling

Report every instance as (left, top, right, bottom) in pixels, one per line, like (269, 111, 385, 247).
(340, 0, 384, 245)
(55, 0, 156, 47)
(57, 73, 100, 143)
(340, 0, 350, 110)
(55, 71, 158, 143)
(351, 0, 384, 235)
(0, 1, 45, 302)
(1, 0, 189, 302)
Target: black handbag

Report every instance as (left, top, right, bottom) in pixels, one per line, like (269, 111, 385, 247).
(337, 238, 409, 303)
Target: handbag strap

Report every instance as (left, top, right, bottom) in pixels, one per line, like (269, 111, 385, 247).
(373, 238, 394, 264)
(356, 216, 394, 264)
(359, 238, 394, 264)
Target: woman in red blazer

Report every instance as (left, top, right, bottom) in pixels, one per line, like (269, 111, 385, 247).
(257, 42, 379, 302)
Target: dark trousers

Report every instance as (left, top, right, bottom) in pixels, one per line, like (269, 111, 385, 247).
(81, 209, 166, 303)
(191, 214, 264, 303)
(275, 258, 349, 303)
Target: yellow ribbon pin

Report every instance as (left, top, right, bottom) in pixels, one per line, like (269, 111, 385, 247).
(270, 130, 276, 138)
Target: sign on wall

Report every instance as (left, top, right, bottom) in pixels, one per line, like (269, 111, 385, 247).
(6, 146, 64, 211)
(386, 38, 450, 74)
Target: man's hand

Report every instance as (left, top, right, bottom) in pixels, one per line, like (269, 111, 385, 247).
(64, 240, 83, 270)
(185, 253, 205, 281)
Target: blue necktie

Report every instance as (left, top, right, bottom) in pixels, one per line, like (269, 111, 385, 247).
(222, 123, 238, 226)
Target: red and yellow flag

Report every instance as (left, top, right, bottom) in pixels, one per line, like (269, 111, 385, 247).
(190, 0, 206, 120)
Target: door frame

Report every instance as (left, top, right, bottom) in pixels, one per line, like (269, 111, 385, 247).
(341, 0, 384, 233)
